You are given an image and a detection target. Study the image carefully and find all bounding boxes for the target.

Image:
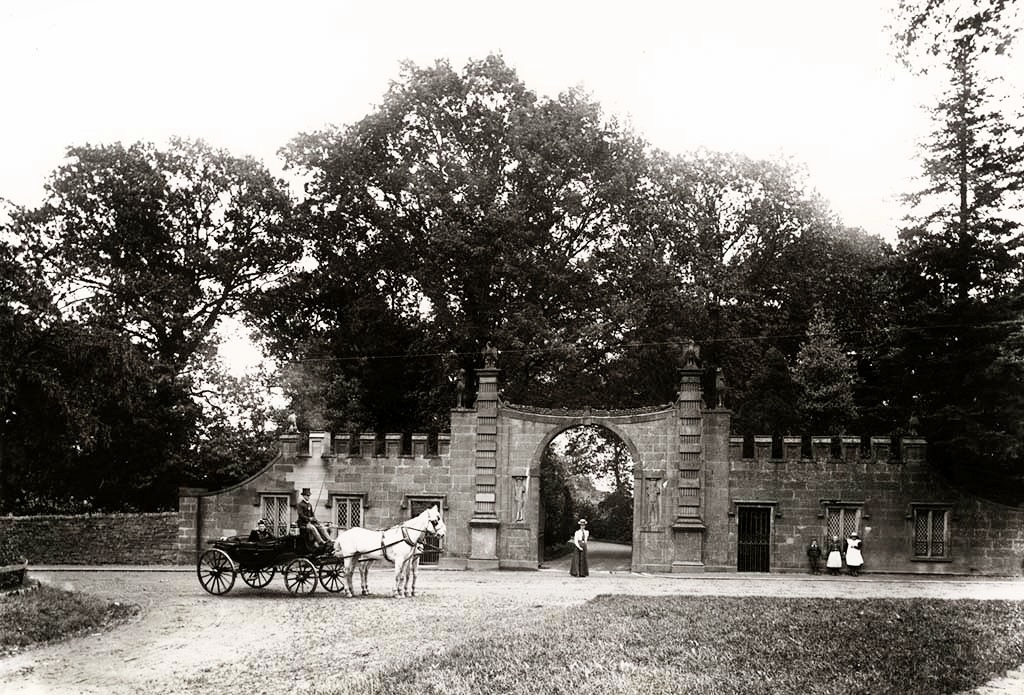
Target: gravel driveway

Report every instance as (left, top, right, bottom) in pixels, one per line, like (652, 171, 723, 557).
(2, 545, 1022, 695)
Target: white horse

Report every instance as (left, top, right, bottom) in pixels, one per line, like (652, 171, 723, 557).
(399, 541, 424, 597)
(333, 505, 446, 597)
(351, 542, 422, 597)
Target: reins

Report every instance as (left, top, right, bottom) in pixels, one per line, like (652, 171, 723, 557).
(333, 520, 442, 562)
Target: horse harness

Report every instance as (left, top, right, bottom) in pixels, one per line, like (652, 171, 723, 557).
(343, 517, 444, 563)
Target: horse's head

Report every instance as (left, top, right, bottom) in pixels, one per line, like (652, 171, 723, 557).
(425, 504, 447, 538)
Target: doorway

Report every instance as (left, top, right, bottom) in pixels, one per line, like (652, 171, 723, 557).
(737, 506, 771, 572)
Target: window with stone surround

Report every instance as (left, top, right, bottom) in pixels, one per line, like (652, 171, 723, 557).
(333, 496, 363, 530)
(825, 505, 861, 540)
(261, 495, 291, 537)
(912, 506, 950, 560)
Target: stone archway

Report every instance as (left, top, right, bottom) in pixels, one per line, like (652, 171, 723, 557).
(450, 363, 725, 573)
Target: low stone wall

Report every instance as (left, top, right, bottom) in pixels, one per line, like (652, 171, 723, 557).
(0, 512, 180, 565)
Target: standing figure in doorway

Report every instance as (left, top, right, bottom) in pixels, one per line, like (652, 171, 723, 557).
(845, 532, 864, 576)
(570, 518, 589, 577)
(825, 535, 844, 575)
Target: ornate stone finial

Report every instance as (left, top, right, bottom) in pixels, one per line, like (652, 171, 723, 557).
(681, 339, 701, 369)
(482, 341, 499, 369)
(715, 367, 728, 408)
(286, 412, 298, 433)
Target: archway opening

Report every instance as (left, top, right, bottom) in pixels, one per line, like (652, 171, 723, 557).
(540, 424, 634, 569)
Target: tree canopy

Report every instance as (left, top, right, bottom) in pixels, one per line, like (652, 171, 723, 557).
(2, 48, 1023, 510)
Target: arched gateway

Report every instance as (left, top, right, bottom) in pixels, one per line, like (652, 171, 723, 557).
(178, 347, 1024, 576)
(461, 363, 717, 572)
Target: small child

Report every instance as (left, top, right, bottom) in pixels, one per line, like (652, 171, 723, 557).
(807, 539, 822, 574)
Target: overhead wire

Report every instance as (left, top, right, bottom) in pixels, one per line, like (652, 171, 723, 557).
(285, 316, 1024, 364)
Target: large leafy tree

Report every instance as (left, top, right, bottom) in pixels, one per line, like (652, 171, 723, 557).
(595, 149, 893, 411)
(265, 56, 651, 428)
(15, 138, 301, 377)
(0, 236, 190, 511)
(891, 0, 1024, 501)
(2, 139, 301, 509)
(735, 347, 800, 436)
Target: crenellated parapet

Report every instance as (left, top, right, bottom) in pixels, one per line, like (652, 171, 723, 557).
(728, 434, 926, 464)
(279, 430, 451, 460)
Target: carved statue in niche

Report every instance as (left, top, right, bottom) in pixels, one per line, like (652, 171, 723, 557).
(646, 479, 662, 526)
(482, 341, 499, 368)
(512, 476, 527, 522)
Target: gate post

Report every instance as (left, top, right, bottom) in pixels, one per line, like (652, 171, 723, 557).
(467, 364, 501, 569)
(671, 362, 707, 573)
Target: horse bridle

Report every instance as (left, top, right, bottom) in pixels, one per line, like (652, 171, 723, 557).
(377, 516, 444, 561)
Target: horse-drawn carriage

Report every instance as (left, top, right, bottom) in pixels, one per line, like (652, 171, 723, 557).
(195, 504, 446, 597)
(196, 532, 346, 596)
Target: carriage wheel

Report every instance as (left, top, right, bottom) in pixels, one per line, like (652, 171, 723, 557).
(318, 559, 346, 593)
(284, 558, 317, 595)
(240, 566, 275, 588)
(197, 549, 236, 595)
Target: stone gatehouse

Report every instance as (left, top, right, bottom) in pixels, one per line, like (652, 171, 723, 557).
(177, 363, 1024, 575)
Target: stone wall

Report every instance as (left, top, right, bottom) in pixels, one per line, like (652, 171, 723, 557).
(712, 437, 1024, 575)
(179, 430, 460, 567)
(169, 364, 1024, 576)
(0, 512, 180, 565)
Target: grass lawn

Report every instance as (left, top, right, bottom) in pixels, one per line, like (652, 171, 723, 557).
(0, 583, 140, 657)
(322, 596, 1024, 695)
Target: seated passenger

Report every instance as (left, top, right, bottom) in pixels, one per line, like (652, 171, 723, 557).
(248, 519, 275, 542)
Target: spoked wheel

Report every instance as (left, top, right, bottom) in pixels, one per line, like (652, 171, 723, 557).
(197, 549, 236, 595)
(240, 566, 275, 588)
(284, 558, 317, 595)
(319, 559, 346, 593)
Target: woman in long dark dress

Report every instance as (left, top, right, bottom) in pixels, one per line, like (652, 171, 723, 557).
(570, 518, 589, 577)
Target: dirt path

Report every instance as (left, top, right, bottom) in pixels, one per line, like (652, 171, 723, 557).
(2, 561, 1022, 695)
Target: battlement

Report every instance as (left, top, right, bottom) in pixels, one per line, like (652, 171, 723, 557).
(278, 430, 451, 460)
(729, 434, 926, 463)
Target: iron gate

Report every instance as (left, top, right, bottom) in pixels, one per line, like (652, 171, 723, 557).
(737, 507, 771, 572)
(409, 499, 441, 565)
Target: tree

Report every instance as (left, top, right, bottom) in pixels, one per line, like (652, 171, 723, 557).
(889, 0, 1024, 502)
(736, 347, 800, 435)
(183, 358, 283, 491)
(540, 446, 576, 553)
(267, 55, 652, 428)
(556, 425, 634, 496)
(792, 307, 859, 434)
(14, 138, 301, 378)
(594, 150, 893, 411)
(1, 139, 301, 510)
(895, 0, 1024, 303)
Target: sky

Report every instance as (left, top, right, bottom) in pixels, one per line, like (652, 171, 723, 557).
(1, 0, 978, 243)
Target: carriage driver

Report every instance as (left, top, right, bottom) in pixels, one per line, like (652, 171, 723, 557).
(297, 488, 331, 552)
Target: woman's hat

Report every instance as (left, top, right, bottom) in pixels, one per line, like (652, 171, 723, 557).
(578, 519, 587, 525)
(850, 532, 859, 537)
